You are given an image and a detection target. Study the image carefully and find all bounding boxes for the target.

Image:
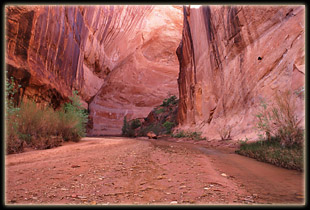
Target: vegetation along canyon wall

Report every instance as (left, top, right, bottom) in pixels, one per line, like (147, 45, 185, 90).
(5, 5, 304, 139)
(5, 5, 183, 136)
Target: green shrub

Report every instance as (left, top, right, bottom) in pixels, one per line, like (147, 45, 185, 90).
(16, 91, 88, 144)
(60, 91, 88, 142)
(173, 130, 186, 138)
(237, 90, 305, 171)
(188, 131, 206, 140)
(121, 95, 179, 138)
(57, 108, 80, 141)
(122, 116, 129, 136)
(131, 119, 141, 130)
(172, 130, 206, 140)
(235, 137, 303, 171)
(5, 86, 88, 153)
(161, 95, 178, 107)
(18, 101, 45, 141)
(121, 116, 136, 137)
(155, 108, 165, 114)
(5, 76, 20, 113)
(163, 121, 174, 134)
(6, 112, 23, 154)
(138, 123, 163, 136)
(5, 76, 23, 154)
(255, 90, 304, 147)
(16, 101, 63, 148)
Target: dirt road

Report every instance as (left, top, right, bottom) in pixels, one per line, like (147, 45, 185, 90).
(5, 137, 304, 205)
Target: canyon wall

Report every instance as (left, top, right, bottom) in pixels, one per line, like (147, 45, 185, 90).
(5, 5, 183, 135)
(7, 5, 304, 139)
(176, 5, 305, 140)
(88, 6, 183, 135)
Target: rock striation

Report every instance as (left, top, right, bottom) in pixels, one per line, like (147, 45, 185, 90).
(87, 6, 183, 136)
(176, 5, 305, 140)
(7, 5, 304, 139)
(5, 5, 183, 135)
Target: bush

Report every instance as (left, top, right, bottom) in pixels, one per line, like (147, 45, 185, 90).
(15, 100, 71, 148)
(121, 95, 179, 138)
(57, 108, 80, 142)
(138, 123, 163, 136)
(60, 91, 88, 142)
(121, 117, 138, 137)
(161, 95, 178, 107)
(155, 108, 165, 114)
(235, 137, 303, 171)
(217, 124, 232, 141)
(172, 130, 206, 140)
(131, 119, 141, 130)
(6, 115, 23, 154)
(187, 131, 206, 140)
(5, 85, 88, 153)
(18, 101, 47, 142)
(163, 121, 174, 134)
(6, 76, 23, 154)
(255, 90, 304, 147)
(173, 130, 185, 138)
(122, 116, 129, 136)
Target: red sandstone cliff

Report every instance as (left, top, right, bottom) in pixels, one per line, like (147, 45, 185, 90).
(5, 5, 183, 135)
(88, 6, 183, 136)
(6, 5, 304, 139)
(176, 5, 305, 140)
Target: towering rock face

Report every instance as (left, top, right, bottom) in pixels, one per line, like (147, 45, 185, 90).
(5, 5, 183, 135)
(88, 6, 183, 136)
(176, 5, 305, 140)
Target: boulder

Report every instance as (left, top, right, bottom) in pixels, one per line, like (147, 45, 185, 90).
(147, 131, 157, 139)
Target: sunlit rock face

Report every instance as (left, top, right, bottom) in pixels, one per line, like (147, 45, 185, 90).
(5, 5, 183, 135)
(176, 5, 305, 140)
(88, 6, 183, 136)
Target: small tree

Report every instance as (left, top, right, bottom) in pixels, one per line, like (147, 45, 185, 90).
(5, 76, 22, 154)
(121, 116, 135, 137)
(255, 90, 304, 147)
(122, 116, 129, 136)
(59, 91, 88, 142)
(130, 119, 141, 130)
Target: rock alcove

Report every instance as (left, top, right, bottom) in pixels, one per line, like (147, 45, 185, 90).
(5, 5, 305, 139)
(6, 5, 184, 136)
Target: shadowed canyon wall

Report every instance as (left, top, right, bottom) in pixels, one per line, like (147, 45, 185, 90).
(176, 5, 305, 140)
(5, 5, 183, 135)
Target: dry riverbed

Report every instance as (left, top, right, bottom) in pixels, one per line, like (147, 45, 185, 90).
(5, 137, 304, 205)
